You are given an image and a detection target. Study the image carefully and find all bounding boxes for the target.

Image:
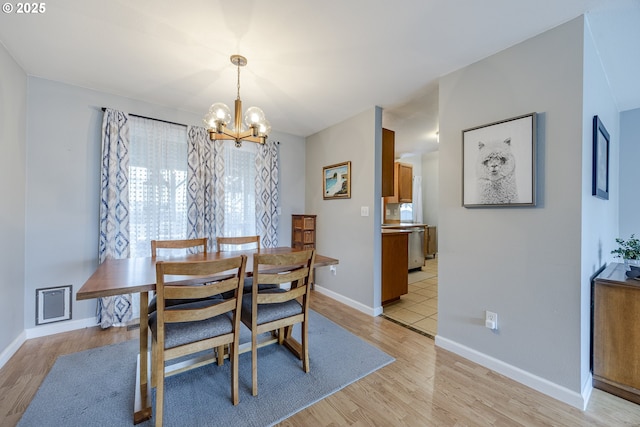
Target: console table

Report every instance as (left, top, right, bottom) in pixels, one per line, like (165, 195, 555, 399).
(593, 262, 640, 404)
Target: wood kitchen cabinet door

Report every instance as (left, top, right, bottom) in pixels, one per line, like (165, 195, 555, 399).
(384, 162, 413, 204)
(382, 232, 408, 304)
(381, 128, 395, 198)
(397, 163, 412, 202)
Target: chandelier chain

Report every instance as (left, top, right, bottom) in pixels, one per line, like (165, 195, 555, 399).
(236, 63, 241, 101)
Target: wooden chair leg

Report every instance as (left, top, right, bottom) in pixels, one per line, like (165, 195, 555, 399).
(216, 345, 225, 366)
(231, 341, 239, 405)
(151, 337, 158, 388)
(251, 331, 258, 396)
(302, 320, 309, 373)
(154, 349, 164, 427)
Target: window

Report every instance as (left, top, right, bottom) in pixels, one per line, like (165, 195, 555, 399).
(127, 116, 258, 258)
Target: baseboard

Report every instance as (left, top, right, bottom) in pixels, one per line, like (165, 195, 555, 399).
(0, 330, 26, 370)
(25, 317, 99, 340)
(435, 335, 589, 410)
(313, 285, 382, 316)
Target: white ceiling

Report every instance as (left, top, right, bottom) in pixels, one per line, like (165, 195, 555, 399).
(1, 0, 638, 156)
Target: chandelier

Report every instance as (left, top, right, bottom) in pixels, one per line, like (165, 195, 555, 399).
(203, 54, 271, 147)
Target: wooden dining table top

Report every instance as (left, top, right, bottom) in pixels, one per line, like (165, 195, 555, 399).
(76, 247, 339, 300)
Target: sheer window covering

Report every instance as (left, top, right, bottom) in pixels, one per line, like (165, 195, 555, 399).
(98, 111, 278, 326)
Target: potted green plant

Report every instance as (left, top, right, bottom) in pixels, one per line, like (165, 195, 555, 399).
(611, 234, 640, 269)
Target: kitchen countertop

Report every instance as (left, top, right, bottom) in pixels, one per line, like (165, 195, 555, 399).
(382, 228, 412, 234)
(381, 223, 428, 228)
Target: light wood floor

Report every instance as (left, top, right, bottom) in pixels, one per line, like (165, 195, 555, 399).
(2, 292, 640, 426)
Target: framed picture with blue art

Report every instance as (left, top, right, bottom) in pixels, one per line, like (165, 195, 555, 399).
(462, 112, 537, 208)
(592, 115, 609, 200)
(323, 161, 351, 200)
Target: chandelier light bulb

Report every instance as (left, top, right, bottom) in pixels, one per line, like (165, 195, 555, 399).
(244, 106, 265, 127)
(258, 119, 271, 137)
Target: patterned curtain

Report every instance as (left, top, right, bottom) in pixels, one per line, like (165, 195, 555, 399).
(98, 109, 133, 328)
(187, 126, 225, 252)
(255, 140, 279, 248)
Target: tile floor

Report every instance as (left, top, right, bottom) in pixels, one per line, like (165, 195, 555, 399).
(382, 257, 438, 337)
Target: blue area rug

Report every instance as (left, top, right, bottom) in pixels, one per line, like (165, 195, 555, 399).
(18, 310, 394, 427)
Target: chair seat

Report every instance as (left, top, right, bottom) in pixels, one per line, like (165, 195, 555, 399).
(149, 299, 232, 349)
(241, 290, 303, 326)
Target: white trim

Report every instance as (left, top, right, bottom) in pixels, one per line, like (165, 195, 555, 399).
(313, 285, 382, 316)
(0, 331, 26, 370)
(25, 317, 99, 340)
(435, 335, 590, 410)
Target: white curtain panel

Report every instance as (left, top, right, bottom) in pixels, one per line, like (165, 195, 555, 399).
(255, 140, 279, 248)
(128, 116, 188, 257)
(223, 139, 258, 241)
(98, 109, 133, 328)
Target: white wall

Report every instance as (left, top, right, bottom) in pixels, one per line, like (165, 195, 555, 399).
(437, 18, 589, 407)
(580, 18, 620, 393)
(421, 151, 439, 226)
(306, 108, 382, 313)
(23, 77, 306, 329)
(276, 131, 307, 246)
(0, 43, 27, 359)
(619, 107, 640, 238)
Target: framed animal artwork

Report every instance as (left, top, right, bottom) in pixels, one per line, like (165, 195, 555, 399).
(462, 113, 537, 207)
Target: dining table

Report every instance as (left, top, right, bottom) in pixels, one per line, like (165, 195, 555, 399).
(76, 247, 339, 424)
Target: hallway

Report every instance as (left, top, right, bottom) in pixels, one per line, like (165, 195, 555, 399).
(381, 257, 438, 337)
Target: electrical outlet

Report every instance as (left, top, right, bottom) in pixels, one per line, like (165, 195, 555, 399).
(330, 265, 337, 275)
(485, 311, 498, 330)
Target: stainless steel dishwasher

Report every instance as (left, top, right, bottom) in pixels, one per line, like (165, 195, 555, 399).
(407, 227, 425, 270)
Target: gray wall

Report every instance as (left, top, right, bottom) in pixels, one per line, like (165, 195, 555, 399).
(23, 77, 306, 329)
(421, 151, 439, 226)
(0, 43, 27, 355)
(437, 17, 588, 399)
(619, 107, 640, 239)
(580, 18, 620, 390)
(306, 107, 382, 312)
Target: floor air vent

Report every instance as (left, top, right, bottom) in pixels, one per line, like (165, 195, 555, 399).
(36, 285, 72, 325)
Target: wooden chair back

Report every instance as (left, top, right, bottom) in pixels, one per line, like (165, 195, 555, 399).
(217, 235, 260, 253)
(242, 249, 315, 396)
(152, 255, 247, 425)
(151, 237, 208, 257)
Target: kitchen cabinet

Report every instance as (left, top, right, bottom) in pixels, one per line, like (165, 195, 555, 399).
(291, 214, 316, 250)
(381, 128, 395, 197)
(593, 263, 640, 404)
(382, 230, 409, 304)
(384, 162, 413, 204)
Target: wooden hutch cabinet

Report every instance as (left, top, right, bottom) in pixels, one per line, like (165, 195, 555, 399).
(291, 214, 316, 249)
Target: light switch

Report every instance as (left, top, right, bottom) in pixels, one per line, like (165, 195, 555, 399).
(361, 206, 369, 216)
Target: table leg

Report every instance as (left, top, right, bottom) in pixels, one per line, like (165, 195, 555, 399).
(134, 291, 152, 424)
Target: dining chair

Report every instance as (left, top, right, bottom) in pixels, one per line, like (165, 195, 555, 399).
(151, 237, 208, 257)
(241, 249, 315, 396)
(148, 237, 210, 313)
(150, 255, 247, 427)
(216, 235, 260, 252)
(217, 235, 273, 296)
